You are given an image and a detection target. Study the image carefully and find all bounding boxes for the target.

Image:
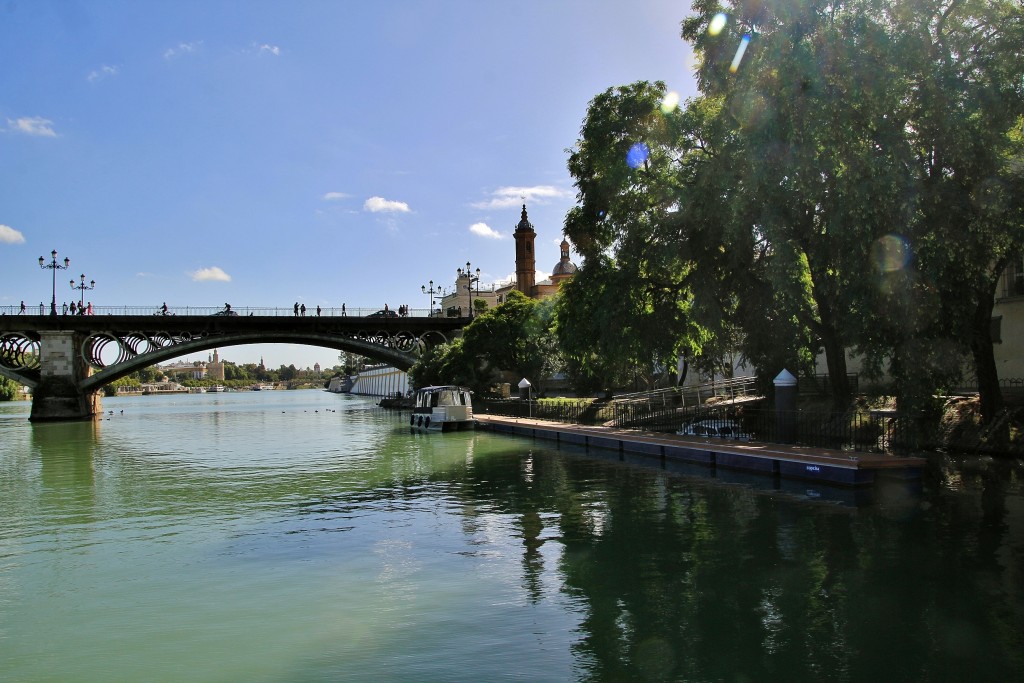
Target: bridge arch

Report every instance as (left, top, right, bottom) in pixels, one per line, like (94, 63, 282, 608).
(0, 314, 466, 420)
(80, 331, 428, 391)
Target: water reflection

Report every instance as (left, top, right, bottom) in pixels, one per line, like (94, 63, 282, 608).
(1, 393, 1021, 682)
(286, 428, 1023, 680)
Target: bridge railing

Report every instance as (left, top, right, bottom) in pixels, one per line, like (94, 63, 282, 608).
(0, 305, 443, 318)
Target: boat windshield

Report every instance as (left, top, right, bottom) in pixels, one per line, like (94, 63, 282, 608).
(415, 387, 471, 408)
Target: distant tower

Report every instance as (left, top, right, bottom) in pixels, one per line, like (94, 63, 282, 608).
(208, 349, 225, 381)
(513, 204, 536, 296)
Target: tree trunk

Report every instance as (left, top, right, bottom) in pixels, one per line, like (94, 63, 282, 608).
(819, 326, 851, 410)
(970, 273, 1004, 424)
(810, 284, 851, 410)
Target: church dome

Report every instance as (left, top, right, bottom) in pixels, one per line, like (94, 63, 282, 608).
(552, 260, 578, 276)
(551, 238, 578, 278)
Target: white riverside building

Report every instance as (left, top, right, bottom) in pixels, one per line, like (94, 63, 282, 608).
(351, 365, 409, 398)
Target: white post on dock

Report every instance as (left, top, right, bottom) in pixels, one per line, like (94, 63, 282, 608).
(774, 369, 798, 444)
(518, 378, 532, 418)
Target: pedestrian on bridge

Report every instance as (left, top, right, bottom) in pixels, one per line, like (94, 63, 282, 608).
(300, 303, 306, 316)
(62, 303, 68, 315)
(19, 301, 25, 314)
(316, 305, 321, 316)
(342, 303, 346, 316)
(294, 302, 299, 316)
(69, 302, 76, 315)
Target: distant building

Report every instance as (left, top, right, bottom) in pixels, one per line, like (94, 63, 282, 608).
(438, 204, 578, 316)
(161, 361, 207, 380)
(993, 258, 1024, 380)
(351, 364, 409, 397)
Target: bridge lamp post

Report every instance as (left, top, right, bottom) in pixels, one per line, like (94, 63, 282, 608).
(38, 250, 70, 316)
(457, 261, 481, 320)
(70, 274, 95, 308)
(421, 280, 440, 317)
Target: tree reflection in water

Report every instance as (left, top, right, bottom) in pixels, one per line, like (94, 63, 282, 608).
(460, 446, 1023, 682)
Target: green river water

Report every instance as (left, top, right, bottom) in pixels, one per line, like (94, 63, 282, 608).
(1, 389, 1021, 682)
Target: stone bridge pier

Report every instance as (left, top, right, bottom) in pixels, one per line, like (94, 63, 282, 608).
(31, 330, 102, 422)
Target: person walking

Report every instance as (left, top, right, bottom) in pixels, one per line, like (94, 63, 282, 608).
(341, 303, 346, 316)
(19, 301, 26, 314)
(300, 303, 306, 316)
(294, 302, 299, 316)
(62, 302, 68, 315)
(316, 305, 321, 316)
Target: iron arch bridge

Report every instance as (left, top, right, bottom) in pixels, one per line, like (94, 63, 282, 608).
(0, 314, 467, 421)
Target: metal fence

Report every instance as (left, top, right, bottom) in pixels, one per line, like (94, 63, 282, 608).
(0, 305, 438, 318)
(611, 376, 760, 409)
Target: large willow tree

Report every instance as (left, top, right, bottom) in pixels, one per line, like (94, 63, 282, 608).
(561, 0, 1023, 416)
(683, 0, 1024, 416)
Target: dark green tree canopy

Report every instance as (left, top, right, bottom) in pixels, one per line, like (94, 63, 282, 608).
(557, 0, 1023, 415)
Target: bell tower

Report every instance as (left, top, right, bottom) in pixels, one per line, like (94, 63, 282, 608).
(513, 204, 536, 296)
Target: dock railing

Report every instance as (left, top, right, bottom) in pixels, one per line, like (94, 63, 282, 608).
(611, 376, 760, 409)
(474, 399, 945, 454)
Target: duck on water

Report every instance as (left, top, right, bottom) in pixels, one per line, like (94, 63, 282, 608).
(408, 386, 475, 432)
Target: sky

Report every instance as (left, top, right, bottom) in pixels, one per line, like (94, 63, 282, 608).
(0, 0, 699, 371)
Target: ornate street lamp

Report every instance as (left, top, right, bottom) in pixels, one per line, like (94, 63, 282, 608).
(70, 274, 95, 308)
(457, 261, 481, 319)
(421, 279, 440, 317)
(38, 250, 70, 316)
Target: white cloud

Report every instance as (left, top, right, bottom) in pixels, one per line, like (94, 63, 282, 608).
(257, 43, 281, 56)
(0, 224, 26, 244)
(469, 222, 504, 239)
(87, 65, 119, 83)
(164, 42, 201, 59)
(364, 196, 410, 213)
(322, 191, 350, 201)
(190, 266, 232, 282)
(6, 117, 57, 137)
(471, 185, 570, 210)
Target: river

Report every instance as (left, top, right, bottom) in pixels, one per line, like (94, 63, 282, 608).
(1, 390, 1021, 682)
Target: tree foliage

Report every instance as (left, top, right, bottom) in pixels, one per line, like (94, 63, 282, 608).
(409, 291, 561, 395)
(559, 0, 1023, 416)
(0, 376, 22, 401)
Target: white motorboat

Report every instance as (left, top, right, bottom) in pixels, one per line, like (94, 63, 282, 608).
(409, 385, 474, 432)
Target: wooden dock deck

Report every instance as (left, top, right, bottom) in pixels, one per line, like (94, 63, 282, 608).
(474, 414, 928, 487)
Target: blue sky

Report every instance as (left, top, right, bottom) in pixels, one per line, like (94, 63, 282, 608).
(1, 0, 698, 370)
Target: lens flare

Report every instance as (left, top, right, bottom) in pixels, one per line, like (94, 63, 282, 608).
(626, 142, 650, 169)
(871, 234, 911, 273)
(660, 91, 680, 114)
(729, 34, 751, 74)
(709, 13, 727, 36)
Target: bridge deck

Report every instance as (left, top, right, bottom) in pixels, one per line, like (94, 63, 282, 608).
(0, 313, 467, 335)
(475, 414, 927, 487)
